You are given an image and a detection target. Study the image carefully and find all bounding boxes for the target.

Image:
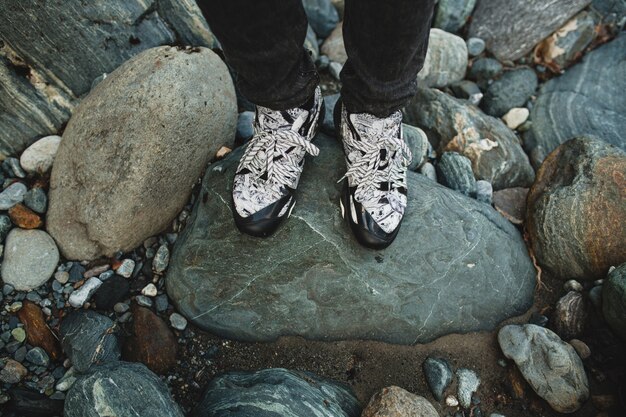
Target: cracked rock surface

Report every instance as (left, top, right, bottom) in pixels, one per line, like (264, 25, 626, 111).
(166, 134, 536, 344)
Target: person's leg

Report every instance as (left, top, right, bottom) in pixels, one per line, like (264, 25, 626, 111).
(336, 0, 436, 249)
(197, 1, 324, 238)
(340, 0, 436, 117)
(197, 0, 319, 109)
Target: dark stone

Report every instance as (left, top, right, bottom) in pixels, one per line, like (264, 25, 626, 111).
(166, 134, 536, 344)
(68, 263, 85, 283)
(0, 0, 216, 158)
(59, 310, 120, 373)
(552, 291, 588, 340)
(322, 93, 340, 135)
(434, 0, 477, 33)
(93, 275, 130, 311)
(468, 0, 591, 61)
(450, 80, 483, 105)
(23, 188, 47, 214)
(467, 58, 503, 84)
(492, 187, 528, 225)
(123, 304, 177, 374)
(190, 368, 360, 417)
(3, 388, 64, 417)
(0, 214, 12, 242)
(526, 136, 626, 280)
(404, 88, 534, 190)
(64, 361, 184, 417)
(235, 111, 255, 142)
(436, 152, 477, 196)
(423, 357, 453, 401)
(25, 347, 49, 367)
(528, 34, 626, 157)
(302, 0, 340, 38)
(603, 263, 626, 340)
(481, 69, 538, 117)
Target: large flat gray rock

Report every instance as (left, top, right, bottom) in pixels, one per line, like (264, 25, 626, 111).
(166, 135, 536, 344)
(468, 0, 591, 61)
(527, 33, 626, 159)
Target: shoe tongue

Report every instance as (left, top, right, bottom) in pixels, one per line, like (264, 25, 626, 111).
(349, 111, 402, 143)
(258, 106, 309, 132)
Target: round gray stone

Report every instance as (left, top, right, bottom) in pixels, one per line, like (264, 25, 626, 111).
(1, 229, 59, 291)
(417, 29, 468, 88)
(166, 135, 536, 344)
(481, 68, 538, 117)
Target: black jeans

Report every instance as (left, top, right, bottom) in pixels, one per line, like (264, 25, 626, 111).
(197, 0, 436, 118)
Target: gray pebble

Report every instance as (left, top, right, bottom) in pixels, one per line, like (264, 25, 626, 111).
(14, 346, 27, 362)
(152, 244, 170, 274)
(457, 368, 480, 408)
(26, 347, 50, 366)
(0, 182, 27, 210)
(68, 277, 102, 308)
(475, 180, 493, 204)
(589, 285, 602, 309)
(23, 187, 47, 214)
(169, 312, 188, 331)
(119, 311, 132, 323)
(423, 357, 453, 401)
(7, 158, 26, 178)
(419, 162, 437, 181)
(135, 295, 153, 307)
(113, 302, 130, 314)
(467, 37, 486, 56)
(155, 294, 169, 312)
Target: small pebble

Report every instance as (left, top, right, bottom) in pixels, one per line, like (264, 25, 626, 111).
(25, 347, 50, 366)
(68, 277, 102, 308)
(155, 294, 169, 312)
(235, 111, 255, 142)
(119, 311, 133, 323)
(152, 245, 170, 273)
(169, 313, 188, 331)
(445, 395, 459, 407)
(0, 182, 27, 210)
(569, 339, 591, 359)
(11, 327, 26, 343)
(7, 158, 26, 178)
(475, 180, 493, 205)
(136, 295, 153, 307)
(564, 279, 583, 292)
(457, 368, 480, 408)
(23, 187, 47, 214)
(68, 263, 86, 283)
(419, 162, 437, 181)
(467, 37, 486, 56)
(99, 270, 114, 281)
(0, 359, 28, 383)
(502, 107, 529, 130)
(141, 283, 158, 297)
(589, 286, 603, 309)
(84, 264, 109, 279)
(55, 271, 70, 284)
(115, 259, 135, 278)
(19, 135, 62, 174)
(113, 302, 130, 314)
(6, 301, 22, 313)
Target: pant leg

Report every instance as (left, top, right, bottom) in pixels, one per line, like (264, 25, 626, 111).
(196, 0, 319, 110)
(340, 0, 436, 118)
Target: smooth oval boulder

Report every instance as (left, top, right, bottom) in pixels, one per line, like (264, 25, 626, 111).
(498, 324, 589, 413)
(526, 136, 626, 280)
(64, 361, 184, 417)
(191, 368, 360, 417)
(166, 134, 536, 344)
(47, 46, 237, 260)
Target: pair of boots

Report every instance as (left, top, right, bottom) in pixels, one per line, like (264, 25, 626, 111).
(232, 86, 411, 249)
